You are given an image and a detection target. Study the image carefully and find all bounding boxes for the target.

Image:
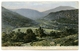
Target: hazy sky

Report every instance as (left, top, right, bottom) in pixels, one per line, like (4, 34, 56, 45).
(2, 1, 78, 12)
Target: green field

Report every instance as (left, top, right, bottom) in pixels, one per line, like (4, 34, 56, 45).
(13, 27, 60, 34)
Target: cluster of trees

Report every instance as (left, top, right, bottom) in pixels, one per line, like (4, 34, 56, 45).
(49, 28, 78, 38)
(2, 27, 46, 46)
(2, 29, 36, 46)
(49, 28, 78, 46)
(2, 27, 78, 46)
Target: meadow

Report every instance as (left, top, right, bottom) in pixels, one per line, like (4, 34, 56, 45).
(13, 27, 60, 34)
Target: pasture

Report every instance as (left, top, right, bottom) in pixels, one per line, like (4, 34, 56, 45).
(13, 27, 60, 34)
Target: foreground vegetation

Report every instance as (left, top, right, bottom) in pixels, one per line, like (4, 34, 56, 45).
(2, 27, 78, 46)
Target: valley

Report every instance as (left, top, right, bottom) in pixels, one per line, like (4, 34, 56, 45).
(2, 6, 78, 46)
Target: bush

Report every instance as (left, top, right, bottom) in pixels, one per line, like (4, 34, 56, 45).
(31, 40, 51, 46)
(2, 42, 22, 46)
(53, 34, 78, 46)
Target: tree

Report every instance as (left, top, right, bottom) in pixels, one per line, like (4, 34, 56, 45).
(34, 29, 38, 36)
(50, 31, 59, 38)
(37, 27, 46, 38)
(11, 29, 25, 42)
(66, 28, 76, 34)
(50, 31, 55, 36)
(24, 29, 36, 43)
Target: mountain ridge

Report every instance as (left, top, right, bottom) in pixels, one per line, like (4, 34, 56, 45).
(9, 6, 77, 20)
(43, 6, 76, 14)
(43, 9, 78, 20)
(2, 7, 37, 33)
(11, 9, 46, 20)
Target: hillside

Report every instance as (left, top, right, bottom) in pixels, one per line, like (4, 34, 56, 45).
(43, 6, 76, 14)
(2, 7, 37, 33)
(11, 9, 46, 20)
(37, 9, 78, 29)
(43, 9, 78, 22)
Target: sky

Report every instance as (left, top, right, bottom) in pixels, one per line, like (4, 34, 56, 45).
(2, 1, 78, 12)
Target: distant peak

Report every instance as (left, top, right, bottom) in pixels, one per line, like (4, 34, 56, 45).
(56, 6, 75, 8)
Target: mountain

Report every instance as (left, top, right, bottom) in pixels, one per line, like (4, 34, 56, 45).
(43, 9, 78, 21)
(11, 6, 76, 20)
(11, 9, 46, 20)
(2, 7, 37, 33)
(37, 9, 78, 29)
(43, 6, 76, 14)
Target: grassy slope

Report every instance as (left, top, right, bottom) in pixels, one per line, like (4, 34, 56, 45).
(13, 27, 60, 34)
